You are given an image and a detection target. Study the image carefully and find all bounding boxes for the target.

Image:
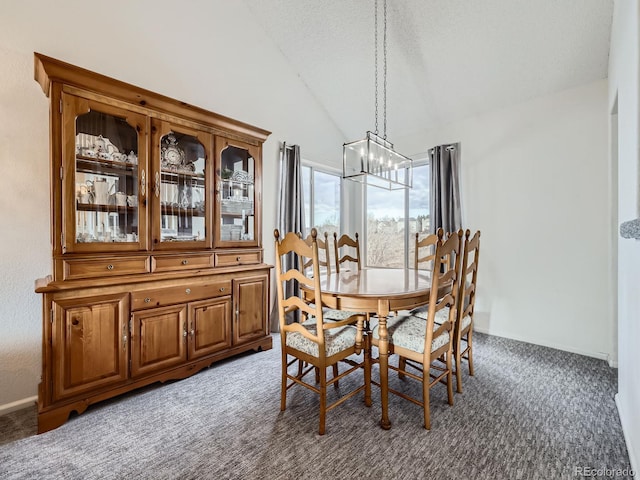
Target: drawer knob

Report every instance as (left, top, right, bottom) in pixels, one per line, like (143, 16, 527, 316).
(219, 287, 225, 292)
(236, 256, 241, 262)
(144, 297, 151, 303)
(107, 264, 114, 270)
(185, 288, 191, 294)
(182, 259, 189, 265)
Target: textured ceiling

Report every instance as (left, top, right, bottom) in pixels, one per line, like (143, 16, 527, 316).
(243, 0, 613, 143)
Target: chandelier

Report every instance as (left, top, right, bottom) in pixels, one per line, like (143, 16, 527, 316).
(343, 0, 412, 190)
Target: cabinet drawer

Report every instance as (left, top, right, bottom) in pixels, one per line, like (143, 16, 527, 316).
(151, 254, 214, 273)
(215, 251, 261, 267)
(131, 280, 232, 310)
(63, 256, 150, 280)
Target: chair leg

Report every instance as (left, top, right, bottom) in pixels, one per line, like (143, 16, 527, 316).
(364, 331, 372, 407)
(467, 329, 475, 376)
(446, 351, 454, 406)
(455, 344, 463, 394)
(319, 365, 327, 435)
(281, 352, 288, 411)
(422, 372, 431, 430)
(398, 356, 407, 379)
(333, 364, 339, 389)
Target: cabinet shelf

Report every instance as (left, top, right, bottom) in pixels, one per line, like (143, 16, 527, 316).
(76, 156, 136, 176)
(160, 205, 205, 217)
(76, 202, 136, 213)
(161, 170, 205, 179)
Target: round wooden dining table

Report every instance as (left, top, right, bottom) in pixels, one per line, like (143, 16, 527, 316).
(309, 267, 436, 429)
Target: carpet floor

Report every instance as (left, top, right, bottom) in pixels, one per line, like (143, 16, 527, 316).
(0, 332, 633, 479)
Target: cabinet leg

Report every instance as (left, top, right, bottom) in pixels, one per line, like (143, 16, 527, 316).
(38, 402, 89, 434)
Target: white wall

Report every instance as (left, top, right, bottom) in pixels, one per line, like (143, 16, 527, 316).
(395, 79, 613, 361)
(0, 0, 345, 411)
(609, 0, 640, 471)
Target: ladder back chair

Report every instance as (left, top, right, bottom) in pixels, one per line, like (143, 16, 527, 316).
(371, 228, 463, 429)
(274, 228, 367, 435)
(409, 229, 480, 393)
(333, 232, 361, 273)
(451, 229, 481, 392)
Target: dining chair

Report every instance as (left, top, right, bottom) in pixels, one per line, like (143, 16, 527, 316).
(371, 228, 463, 429)
(408, 229, 480, 393)
(274, 228, 367, 435)
(449, 229, 480, 392)
(333, 232, 361, 273)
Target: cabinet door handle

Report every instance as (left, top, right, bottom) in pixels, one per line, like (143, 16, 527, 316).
(190, 329, 195, 337)
(183, 329, 188, 338)
(140, 169, 146, 197)
(154, 172, 160, 198)
(123, 334, 127, 350)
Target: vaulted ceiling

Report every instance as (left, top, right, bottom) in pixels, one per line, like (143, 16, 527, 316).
(244, 0, 614, 142)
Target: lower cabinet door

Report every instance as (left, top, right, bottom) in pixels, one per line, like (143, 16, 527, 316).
(52, 293, 129, 402)
(233, 274, 268, 345)
(131, 304, 187, 378)
(188, 296, 232, 360)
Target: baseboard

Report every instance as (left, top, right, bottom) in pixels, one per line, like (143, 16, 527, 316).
(472, 326, 611, 362)
(0, 396, 37, 416)
(615, 393, 638, 474)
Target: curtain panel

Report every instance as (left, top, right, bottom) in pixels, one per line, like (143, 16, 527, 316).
(271, 143, 306, 331)
(429, 143, 462, 234)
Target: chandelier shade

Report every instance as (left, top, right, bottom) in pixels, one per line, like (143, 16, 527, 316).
(343, 131, 412, 190)
(342, 0, 412, 190)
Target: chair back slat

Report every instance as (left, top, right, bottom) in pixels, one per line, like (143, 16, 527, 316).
(333, 232, 361, 273)
(301, 231, 331, 275)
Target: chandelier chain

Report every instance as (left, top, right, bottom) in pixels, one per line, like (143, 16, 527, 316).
(383, 0, 387, 140)
(374, 0, 379, 135)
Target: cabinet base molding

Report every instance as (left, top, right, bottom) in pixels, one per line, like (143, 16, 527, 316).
(37, 334, 272, 433)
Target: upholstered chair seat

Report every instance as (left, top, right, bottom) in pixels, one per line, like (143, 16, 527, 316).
(372, 314, 450, 354)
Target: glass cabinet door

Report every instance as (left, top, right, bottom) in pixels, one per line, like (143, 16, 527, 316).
(215, 137, 261, 247)
(62, 93, 148, 253)
(152, 121, 212, 249)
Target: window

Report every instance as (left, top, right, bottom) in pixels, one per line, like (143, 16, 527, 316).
(301, 165, 341, 236)
(366, 162, 429, 267)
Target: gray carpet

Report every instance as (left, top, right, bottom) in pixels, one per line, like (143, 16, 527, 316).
(0, 333, 632, 480)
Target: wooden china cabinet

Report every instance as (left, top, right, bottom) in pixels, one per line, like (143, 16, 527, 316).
(33, 53, 272, 433)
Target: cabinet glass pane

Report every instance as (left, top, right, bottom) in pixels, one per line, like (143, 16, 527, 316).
(75, 111, 139, 244)
(160, 132, 206, 243)
(220, 146, 255, 242)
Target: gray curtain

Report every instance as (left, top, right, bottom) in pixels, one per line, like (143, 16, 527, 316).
(270, 143, 306, 331)
(430, 143, 462, 234)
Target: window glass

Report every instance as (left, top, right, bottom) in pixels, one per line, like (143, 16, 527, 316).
(301, 165, 341, 236)
(313, 171, 340, 233)
(366, 187, 405, 267)
(408, 164, 430, 266)
(366, 162, 429, 267)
